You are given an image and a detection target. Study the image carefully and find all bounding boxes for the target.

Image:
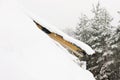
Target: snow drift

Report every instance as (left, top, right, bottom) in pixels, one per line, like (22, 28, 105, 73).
(0, 0, 95, 80)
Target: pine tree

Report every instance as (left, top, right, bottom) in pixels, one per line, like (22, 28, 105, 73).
(74, 3, 114, 80)
(75, 3, 112, 53)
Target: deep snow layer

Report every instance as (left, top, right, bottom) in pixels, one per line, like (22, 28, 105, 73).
(0, 0, 95, 80)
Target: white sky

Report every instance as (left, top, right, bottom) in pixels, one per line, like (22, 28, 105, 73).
(19, 0, 120, 29)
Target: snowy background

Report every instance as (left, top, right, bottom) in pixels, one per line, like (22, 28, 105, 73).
(1, 0, 120, 80)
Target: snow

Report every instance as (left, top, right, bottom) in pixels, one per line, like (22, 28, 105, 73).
(24, 9, 95, 55)
(0, 0, 95, 80)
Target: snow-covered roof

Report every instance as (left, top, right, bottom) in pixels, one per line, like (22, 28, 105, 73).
(0, 0, 95, 80)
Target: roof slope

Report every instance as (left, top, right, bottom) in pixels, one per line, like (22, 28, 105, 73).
(0, 0, 95, 80)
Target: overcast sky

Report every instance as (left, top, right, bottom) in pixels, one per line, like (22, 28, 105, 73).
(19, 0, 120, 29)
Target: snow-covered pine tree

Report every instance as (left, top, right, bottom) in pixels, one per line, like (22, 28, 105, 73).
(75, 14, 92, 44)
(74, 3, 114, 80)
(76, 3, 112, 53)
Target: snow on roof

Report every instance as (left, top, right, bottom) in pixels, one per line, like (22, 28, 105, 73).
(25, 11, 95, 55)
(0, 0, 95, 80)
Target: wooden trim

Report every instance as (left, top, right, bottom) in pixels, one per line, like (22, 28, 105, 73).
(33, 20, 86, 58)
